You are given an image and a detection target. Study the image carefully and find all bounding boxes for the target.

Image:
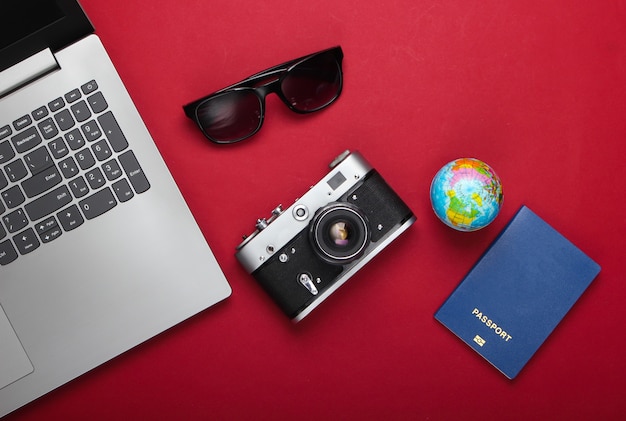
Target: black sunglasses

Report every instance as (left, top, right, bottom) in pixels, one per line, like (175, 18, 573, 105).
(183, 46, 344, 144)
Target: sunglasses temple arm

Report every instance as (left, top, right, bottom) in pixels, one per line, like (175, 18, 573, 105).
(220, 67, 287, 91)
(238, 47, 339, 85)
(244, 49, 319, 81)
(240, 46, 342, 83)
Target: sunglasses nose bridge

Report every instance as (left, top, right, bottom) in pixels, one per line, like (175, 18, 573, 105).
(254, 79, 282, 101)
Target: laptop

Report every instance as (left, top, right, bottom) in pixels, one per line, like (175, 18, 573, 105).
(0, 0, 231, 416)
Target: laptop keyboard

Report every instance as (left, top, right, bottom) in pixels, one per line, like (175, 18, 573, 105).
(0, 80, 150, 266)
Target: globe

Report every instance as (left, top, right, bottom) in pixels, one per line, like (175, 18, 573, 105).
(430, 158, 503, 231)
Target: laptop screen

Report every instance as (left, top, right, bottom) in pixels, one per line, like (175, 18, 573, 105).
(0, 2, 65, 50)
(0, 0, 93, 72)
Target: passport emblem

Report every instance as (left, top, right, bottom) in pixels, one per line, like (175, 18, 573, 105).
(473, 335, 486, 347)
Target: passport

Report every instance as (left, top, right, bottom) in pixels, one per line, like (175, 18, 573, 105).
(434, 205, 601, 379)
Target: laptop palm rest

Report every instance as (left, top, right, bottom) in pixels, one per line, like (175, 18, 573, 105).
(0, 305, 34, 389)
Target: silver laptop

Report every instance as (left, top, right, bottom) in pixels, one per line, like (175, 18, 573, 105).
(0, 0, 231, 416)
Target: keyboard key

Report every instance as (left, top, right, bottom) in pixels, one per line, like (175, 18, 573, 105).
(68, 176, 89, 198)
(54, 109, 75, 131)
(32, 106, 49, 121)
(102, 158, 122, 181)
(81, 120, 102, 142)
(5, 159, 28, 182)
(48, 137, 69, 159)
(86, 167, 106, 190)
(98, 112, 128, 152)
(75, 148, 95, 170)
(92, 138, 112, 161)
(119, 151, 150, 194)
(0, 240, 18, 265)
(21, 165, 62, 198)
(71, 100, 91, 122)
(39, 221, 62, 243)
(2, 186, 26, 209)
(0, 125, 11, 141)
(48, 97, 65, 112)
(0, 140, 15, 164)
(13, 228, 40, 255)
(24, 185, 72, 221)
(81, 80, 98, 95)
(87, 92, 108, 113)
(64, 88, 81, 103)
(79, 187, 117, 220)
(57, 204, 84, 231)
(0, 171, 7, 191)
(24, 146, 53, 175)
(3, 209, 28, 233)
(112, 178, 134, 203)
(11, 126, 42, 153)
(37, 117, 59, 140)
(59, 156, 79, 178)
(12, 115, 32, 131)
(65, 128, 85, 150)
(35, 216, 60, 235)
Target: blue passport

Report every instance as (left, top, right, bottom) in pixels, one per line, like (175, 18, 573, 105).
(434, 205, 601, 379)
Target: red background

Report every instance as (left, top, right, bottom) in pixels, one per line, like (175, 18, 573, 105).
(9, 1, 626, 419)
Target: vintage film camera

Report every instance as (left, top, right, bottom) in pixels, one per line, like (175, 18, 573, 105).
(236, 151, 416, 321)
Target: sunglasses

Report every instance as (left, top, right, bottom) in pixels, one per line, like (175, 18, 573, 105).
(183, 46, 344, 144)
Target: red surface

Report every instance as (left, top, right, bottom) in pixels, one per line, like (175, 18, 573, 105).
(8, 1, 625, 419)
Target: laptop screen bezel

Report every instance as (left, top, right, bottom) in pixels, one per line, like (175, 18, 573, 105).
(0, 0, 94, 72)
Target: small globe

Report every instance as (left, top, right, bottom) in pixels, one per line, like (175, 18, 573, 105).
(430, 158, 503, 231)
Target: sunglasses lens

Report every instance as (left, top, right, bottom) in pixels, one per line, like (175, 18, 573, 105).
(196, 90, 262, 143)
(281, 51, 342, 112)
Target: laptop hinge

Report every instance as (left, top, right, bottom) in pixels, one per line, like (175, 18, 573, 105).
(0, 48, 59, 98)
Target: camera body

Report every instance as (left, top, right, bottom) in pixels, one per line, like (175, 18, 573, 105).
(236, 151, 416, 322)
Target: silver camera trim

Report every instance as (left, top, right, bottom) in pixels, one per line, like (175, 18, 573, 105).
(236, 151, 373, 273)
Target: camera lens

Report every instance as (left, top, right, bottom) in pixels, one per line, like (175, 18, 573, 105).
(310, 203, 370, 264)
